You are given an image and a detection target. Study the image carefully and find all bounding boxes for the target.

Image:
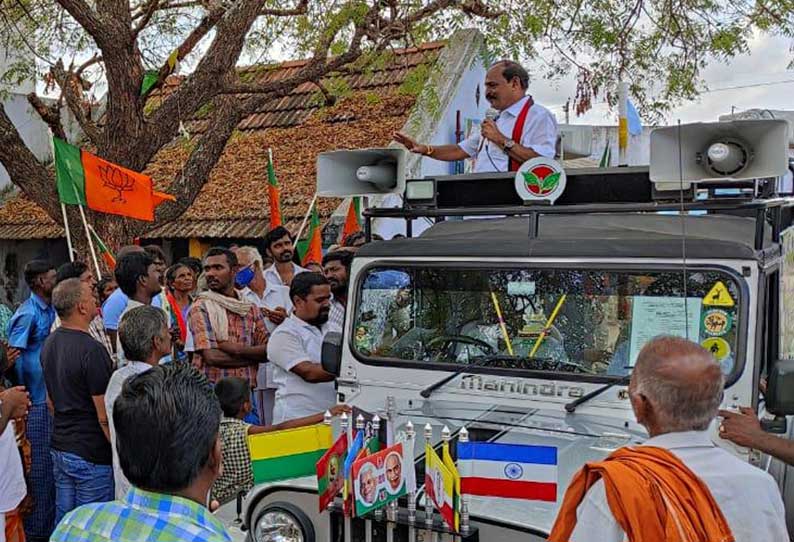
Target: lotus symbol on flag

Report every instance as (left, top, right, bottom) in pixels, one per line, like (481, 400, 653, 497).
(522, 165, 560, 196)
(99, 164, 135, 203)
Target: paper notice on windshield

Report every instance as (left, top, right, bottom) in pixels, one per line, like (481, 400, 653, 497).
(628, 297, 702, 366)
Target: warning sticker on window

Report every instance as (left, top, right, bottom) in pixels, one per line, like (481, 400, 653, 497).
(702, 309, 733, 337)
(701, 337, 731, 361)
(703, 281, 735, 308)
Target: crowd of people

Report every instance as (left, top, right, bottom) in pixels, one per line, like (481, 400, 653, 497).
(2, 58, 794, 542)
(0, 226, 363, 542)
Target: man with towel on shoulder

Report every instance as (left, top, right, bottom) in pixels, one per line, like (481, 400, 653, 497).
(188, 247, 268, 423)
(549, 336, 788, 542)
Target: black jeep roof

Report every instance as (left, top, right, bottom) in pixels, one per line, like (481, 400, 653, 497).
(358, 213, 773, 260)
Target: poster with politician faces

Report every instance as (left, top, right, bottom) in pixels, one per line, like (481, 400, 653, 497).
(352, 443, 409, 516)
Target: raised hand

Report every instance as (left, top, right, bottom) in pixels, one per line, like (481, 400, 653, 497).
(393, 132, 424, 154)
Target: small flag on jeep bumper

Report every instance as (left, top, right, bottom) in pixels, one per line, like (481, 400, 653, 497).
(248, 424, 332, 484)
(458, 442, 557, 501)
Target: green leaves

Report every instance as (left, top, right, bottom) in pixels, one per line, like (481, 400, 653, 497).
(523, 171, 540, 188)
(541, 172, 561, 192)
(523, 170, 560, 195)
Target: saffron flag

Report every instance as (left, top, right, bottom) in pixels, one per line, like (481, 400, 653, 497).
(425, 444, 456, 530)
(341, 197, 361, 242)
(89, 229, 116, 269)
(317, 432, 348, 512)
(248, 424, 332, 484)
(267, 149, 282, 229)
(442, 441, 461, 531)
(457, 442, 557, 502)
(301, 203, 322, 266)
(53, 137, 174, 221)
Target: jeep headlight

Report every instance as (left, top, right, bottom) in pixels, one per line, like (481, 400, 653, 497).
(253, 502, 314, 542)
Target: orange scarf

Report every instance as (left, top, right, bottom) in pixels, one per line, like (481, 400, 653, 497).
(548, 445, 734, 542)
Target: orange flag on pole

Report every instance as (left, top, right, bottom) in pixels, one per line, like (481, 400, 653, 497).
(341, 197, 361, 242)
(81, 152, 159, 221)
(301, 203, 322, 266)
(54, 138, 175, 222)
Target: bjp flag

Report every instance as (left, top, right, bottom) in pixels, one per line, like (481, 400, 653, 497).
(54, 137, 175, 222)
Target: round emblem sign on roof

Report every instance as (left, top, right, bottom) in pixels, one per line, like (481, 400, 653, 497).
(514, 157, 567, 204)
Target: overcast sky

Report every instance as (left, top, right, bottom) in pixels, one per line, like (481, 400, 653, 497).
(530, 32, 793, 127)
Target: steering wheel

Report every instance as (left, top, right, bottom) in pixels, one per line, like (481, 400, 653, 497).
(425, 334, 495, 362)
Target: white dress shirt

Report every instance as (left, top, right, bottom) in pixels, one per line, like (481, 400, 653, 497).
(104, 360, 153, 499)
(459, 96, 558, 173)
(569, 430, 789, 542)
(267, 313, 336, 424)
(240, 284, 292, 390)
(264, 263, 308, 287)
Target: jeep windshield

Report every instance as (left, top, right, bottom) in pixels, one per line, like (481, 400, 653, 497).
(352, 265, 742, 380)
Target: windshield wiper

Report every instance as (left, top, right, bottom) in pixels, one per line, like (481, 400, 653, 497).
(564, 374, 631, 413)
(420, 355, 523, 398)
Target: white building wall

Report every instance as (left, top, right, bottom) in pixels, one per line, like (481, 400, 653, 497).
(421, 55, 487, 177)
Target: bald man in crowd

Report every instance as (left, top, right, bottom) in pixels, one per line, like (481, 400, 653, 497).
(549, 336, 788, 542)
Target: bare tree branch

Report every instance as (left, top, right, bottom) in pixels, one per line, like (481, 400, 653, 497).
(132, 0, 161, 37)
(27, 93, 66, 139)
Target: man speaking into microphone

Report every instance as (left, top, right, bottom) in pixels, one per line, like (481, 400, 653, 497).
(394, 60, 558, 173)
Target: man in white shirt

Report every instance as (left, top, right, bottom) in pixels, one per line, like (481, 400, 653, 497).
(267, 272, 336, 424)
(550, 336, 788, 542)
(113, 251, 164, 366)
(104, 306, 171, 499)
(394, 60, 558, 173)
(263, 226, 307, 287)
(236, 246, 292, 425)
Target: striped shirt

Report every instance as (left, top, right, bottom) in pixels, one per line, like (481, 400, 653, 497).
(50, 486, 232, 542)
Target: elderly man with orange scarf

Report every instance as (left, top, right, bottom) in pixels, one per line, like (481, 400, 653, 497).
(549, 336, 788, 542)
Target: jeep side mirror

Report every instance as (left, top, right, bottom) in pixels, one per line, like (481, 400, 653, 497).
(766, 359, 794, 416)
(322, 331, 343, 377)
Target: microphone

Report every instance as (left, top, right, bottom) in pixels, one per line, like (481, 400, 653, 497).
(478, 108, 501, 156)
(484, 108, 500, 122)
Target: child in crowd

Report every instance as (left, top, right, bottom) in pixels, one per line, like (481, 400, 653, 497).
(212, 377, 349, 505)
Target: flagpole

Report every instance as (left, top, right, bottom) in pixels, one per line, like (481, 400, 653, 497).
(77, 204, 102, 277)
(458, 427, 470, 536)
(295, 193, 318, 241)
(341, 413, 351, 542)
(60, 203, 76, 262)
(424, 423, 436, 542)
(442, 426, 459, 542)
(50, 133, 76, 262)
(406, 421, 417, 542)
(59, 137, 101, 276)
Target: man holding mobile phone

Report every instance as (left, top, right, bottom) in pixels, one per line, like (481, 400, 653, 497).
(235, 246, 292, 425)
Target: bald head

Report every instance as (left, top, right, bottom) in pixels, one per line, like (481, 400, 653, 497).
(630, 336, 724, 434)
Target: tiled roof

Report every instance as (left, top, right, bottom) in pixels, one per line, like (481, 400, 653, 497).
(143, 91, 417, 239)
(149, 42, 445, 134)
(0, 43, 444, 240)
(0, 193, 62, 239)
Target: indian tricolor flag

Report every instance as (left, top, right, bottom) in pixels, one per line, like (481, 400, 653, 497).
(425, 444, 456, 530)
(248, 424, 332, 484)
(458, 442, 557, 502)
